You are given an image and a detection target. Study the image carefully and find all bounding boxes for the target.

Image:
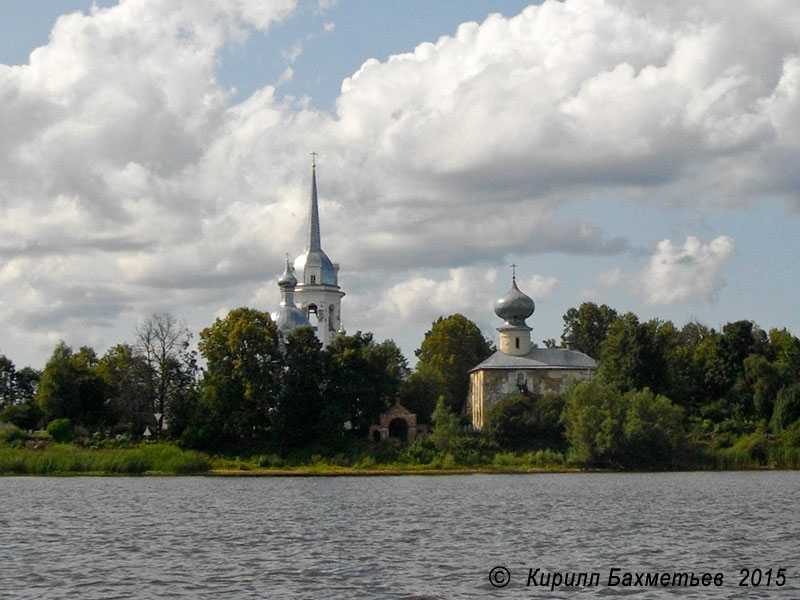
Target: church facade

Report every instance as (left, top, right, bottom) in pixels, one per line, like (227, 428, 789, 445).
(271, 158, 345, 347)
(467, 271, 596, 429)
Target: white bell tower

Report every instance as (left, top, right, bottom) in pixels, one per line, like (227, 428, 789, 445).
(292, 155, 345, 347)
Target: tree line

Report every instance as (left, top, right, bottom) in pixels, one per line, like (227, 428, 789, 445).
(0, 310, 491, 455)
(483, 303, 800, 467)
(2, 303, 800, 468)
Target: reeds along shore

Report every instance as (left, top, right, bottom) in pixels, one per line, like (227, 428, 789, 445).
(1, 440, 799, 475)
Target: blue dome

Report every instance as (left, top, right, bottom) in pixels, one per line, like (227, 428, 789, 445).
(294, 249, 338, 286)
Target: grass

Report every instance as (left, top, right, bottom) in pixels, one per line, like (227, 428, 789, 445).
(0, 443, 210, 475)
(2, 435, 798, 476)
(206, 448, 578, 476)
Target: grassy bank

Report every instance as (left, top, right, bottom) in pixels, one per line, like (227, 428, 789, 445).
(1, 441, 798, 476)
(0, 443, 210, 475)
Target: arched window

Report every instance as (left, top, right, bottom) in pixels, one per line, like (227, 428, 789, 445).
(328, 304, 337, 331)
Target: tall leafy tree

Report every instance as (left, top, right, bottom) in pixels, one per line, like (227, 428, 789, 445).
(562, 378, 626, 465)
(0, 354, 17, 408)
(767, 328, 800, 381)
(414, 314, 494, 414)
(398, 371, 442, 425)
(0, 354, 42, 429)
(324, 332, 408, 433)
(621, 388, 685, 467)
(97, 344, 151, 434)
(771, 384, 800, 431)
(36, 343, 109, 429)
(562, 302, 618, 358)
(275, 327, 328, 448)
(192, 308, 281, 452)
(599, 314, 677, 395)
(429, 396, 463, 453)
(665, 321, 714, 414)
(743, 354, 788, 422)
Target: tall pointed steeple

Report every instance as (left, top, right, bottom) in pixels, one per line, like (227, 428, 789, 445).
(307, 156, 321, 252)
(292, 153, 345, 348)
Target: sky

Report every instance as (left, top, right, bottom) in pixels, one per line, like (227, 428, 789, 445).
(1, 0, 799, 370)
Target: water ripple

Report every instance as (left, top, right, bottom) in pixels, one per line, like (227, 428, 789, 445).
(1, 472, 798, 598)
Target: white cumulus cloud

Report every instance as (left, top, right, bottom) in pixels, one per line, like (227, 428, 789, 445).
(1, 0, 798, 366)
(638, 235, 735, 305)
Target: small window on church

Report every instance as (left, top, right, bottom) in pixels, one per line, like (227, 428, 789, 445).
(310, 275, 316, 284)
(515, 337, 520, 349)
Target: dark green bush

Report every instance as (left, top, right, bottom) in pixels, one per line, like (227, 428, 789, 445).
(46, 418, 74, 443)
(0, 424, 26, 446)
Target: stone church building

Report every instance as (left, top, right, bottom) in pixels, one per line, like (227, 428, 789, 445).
(467, 271, 596, 429)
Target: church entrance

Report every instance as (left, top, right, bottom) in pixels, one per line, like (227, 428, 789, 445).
(388, 418, 409, 441)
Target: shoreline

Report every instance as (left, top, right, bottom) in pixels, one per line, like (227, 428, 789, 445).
(3, 465, 791, 477)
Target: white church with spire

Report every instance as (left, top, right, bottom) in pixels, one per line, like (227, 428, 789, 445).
(272, 156, 345, 347)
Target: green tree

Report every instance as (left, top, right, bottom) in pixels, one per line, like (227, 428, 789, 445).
(97, 344, 151, 434)
(324, 332, 408, 434)
(484, 393, 565, 450)
(621, 388, 685, 467)
(0, 354, 17, 408)
(190, 308, 282, 452)
(36, 343, 109, 430)
(743, 354, 788, 422)
(562, 379, 625, 465)
(562, 302, 618, 358)
(599, 314, 677, 395)
(563, 380, 685, 467)
(14, 367, 40, 404)
(275, 327, 329, 448)
(0, 355, 39, 409)
(767, 328, 800, 382)
(414, 314, 494, 414)
(664, 321, 712, 414)
(0, 398, 44, 430)
(771, 384, 800, 431)
(398, 370, 442, 425)
(429, 396, 463, 452)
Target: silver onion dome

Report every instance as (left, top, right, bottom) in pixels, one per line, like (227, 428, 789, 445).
(494, 278, 535, 328)
(293, 249, 338, 285)
(271, 259, 311, 335)
(277, 259, 298, 287)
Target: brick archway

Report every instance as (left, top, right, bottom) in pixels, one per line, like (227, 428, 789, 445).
(369, 403, 418, 443)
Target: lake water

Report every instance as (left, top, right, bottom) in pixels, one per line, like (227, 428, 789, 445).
(1, 472, 798, 599)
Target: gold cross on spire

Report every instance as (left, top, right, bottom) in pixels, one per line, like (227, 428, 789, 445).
(310, 151, 318, 168)
(510, 263, 518, 281)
